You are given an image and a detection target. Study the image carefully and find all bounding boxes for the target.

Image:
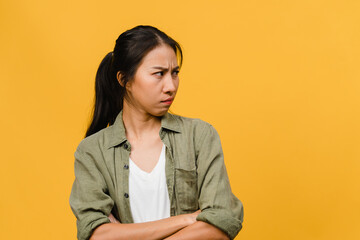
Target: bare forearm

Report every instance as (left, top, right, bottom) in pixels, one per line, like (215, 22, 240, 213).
(90, 215, 192, 240)
(164, 221, 230, 240)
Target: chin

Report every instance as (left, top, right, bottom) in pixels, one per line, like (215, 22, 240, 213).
(151, 109, 169, 117)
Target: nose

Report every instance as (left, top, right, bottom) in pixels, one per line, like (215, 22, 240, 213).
(163, 73, 177, 94)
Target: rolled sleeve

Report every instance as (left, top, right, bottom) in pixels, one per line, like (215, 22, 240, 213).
(69, 148, 113, 240)
(195, 123, 244, 239)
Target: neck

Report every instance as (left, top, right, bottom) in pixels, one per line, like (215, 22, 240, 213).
(122, 100, 162, 141)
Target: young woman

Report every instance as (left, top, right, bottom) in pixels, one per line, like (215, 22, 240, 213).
(69, 25, 244, 240)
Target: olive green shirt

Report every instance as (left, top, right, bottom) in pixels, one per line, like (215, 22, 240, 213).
(69, 111, 244, 240)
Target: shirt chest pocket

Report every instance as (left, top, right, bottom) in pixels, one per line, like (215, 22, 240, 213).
(175, 168, 199, 212)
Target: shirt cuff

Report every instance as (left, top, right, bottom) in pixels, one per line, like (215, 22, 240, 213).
(196, 209, 242, 240)
(77, 215, 111, 240)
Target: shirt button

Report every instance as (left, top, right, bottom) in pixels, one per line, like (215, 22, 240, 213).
(123, 143, 128, 149)
(124, 164, 129, 170)
(124, 193, 129, 198)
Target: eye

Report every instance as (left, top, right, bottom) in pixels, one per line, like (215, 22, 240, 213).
(172, 70, 180, 76)
(154, 71, 164, 76)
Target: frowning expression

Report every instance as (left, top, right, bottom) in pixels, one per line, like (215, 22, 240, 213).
(123, 44, 180, 117)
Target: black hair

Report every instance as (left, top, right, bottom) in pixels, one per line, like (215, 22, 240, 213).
(85, 25, 183, 137)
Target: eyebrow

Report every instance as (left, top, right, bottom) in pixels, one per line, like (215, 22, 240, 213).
(151, 66, 180, 71)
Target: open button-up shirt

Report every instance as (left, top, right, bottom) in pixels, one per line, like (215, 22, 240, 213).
(69, 111, 244, 240)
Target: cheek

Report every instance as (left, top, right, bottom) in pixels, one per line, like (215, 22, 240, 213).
(174, 79, 180, 91)
(130, 74, 150, 92)
(132, 79, 159, 100)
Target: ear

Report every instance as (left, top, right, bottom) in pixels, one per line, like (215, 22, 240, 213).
(116, 71, 126, 87)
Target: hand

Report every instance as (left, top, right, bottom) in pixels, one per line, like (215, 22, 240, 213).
(185, 209, 201, 225)
(108, 213, 120, 223)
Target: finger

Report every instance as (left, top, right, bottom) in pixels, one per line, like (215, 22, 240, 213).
(108, 213, 120, 223)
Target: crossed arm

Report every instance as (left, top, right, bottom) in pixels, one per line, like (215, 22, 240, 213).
(71, 124, 243, 240)
(89, 212, 229, 240)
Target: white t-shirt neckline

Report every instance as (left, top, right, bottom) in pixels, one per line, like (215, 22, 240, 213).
(129, 144, 165, 180)
(129, 143, 170, 223)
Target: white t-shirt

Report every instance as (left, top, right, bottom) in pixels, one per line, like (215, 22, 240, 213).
(129, 144, 170, 223)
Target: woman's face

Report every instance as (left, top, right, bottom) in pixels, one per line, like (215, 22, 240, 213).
(123, 44, 180, 117)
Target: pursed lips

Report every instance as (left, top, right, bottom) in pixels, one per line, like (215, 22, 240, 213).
(161, 98, 174, 104)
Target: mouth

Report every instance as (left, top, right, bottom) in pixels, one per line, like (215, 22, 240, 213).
(161, 98, 174, 105)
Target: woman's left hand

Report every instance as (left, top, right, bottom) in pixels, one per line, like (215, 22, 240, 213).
(108, 213, 120, 223)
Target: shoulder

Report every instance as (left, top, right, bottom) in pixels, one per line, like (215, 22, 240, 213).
(75, 125, 115, 156)
(167, 113, 220, 144)
(169, 113, 213, 133)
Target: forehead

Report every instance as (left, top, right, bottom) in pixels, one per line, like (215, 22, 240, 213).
(140, 44, 178, 68)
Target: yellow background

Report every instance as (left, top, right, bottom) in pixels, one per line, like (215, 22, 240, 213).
(1, 0, 359, 239)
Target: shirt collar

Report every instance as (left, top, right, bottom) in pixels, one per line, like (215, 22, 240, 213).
(104, 110, 181, 149)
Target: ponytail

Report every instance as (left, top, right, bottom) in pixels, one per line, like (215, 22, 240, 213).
(85, 52, 124, 137)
